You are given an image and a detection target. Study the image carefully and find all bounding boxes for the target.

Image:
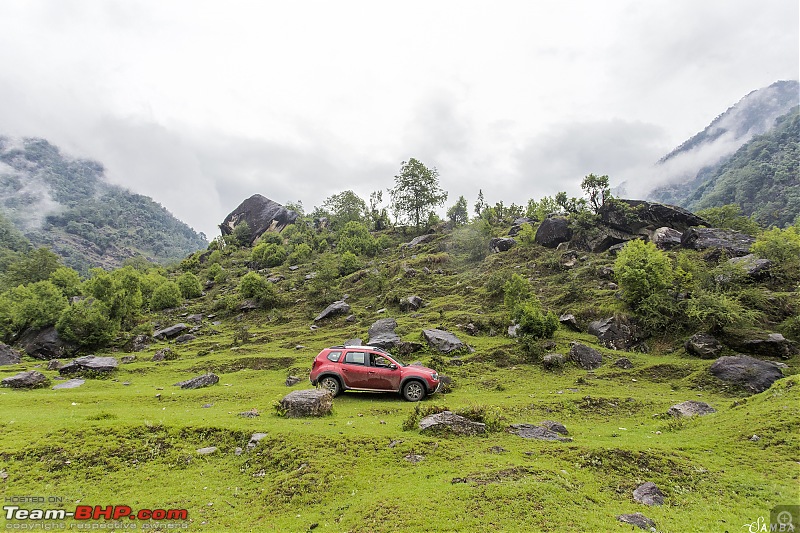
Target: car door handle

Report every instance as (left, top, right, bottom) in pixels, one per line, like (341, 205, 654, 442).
(369, 371, 376, 374)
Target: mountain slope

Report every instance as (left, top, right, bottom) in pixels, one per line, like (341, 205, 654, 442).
(646, 80, 799, 205)
(0, 136, 208, 272)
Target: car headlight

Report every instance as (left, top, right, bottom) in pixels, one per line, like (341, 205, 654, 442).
(431, 372, 439, 381)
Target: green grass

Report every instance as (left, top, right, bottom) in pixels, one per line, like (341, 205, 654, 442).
(1, 235, 799, 532)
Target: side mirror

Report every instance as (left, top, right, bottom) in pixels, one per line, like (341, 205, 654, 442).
(389, 364, 398, 370)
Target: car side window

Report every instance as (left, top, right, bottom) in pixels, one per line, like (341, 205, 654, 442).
(327, 351, 342, 362)
(344, 351, 366, 365)
(372, 354, 391, 367)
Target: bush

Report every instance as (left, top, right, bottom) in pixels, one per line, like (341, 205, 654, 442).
(251, 243, 287, 268)
(239, 272, 278, 307)
(512, 300, 559, 340)
(288, 243, 312, 265)
(177, 272, 203, 299)
(150, 281, 182, 310)
(453, 219, 492, 261)
(56, 298, 119, 348)
(614, 239, 674, 308)
(503, 273, 531, 311)
(684, 290, 758, 333)
(337, 221, 377, 256)
(751, 225, 800, 282)
(339, 251, 362, 276)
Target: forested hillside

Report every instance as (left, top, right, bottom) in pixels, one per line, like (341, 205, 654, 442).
(0, 136, 208, 273)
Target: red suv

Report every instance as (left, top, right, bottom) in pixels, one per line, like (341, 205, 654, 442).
(309, 345, 441, 401)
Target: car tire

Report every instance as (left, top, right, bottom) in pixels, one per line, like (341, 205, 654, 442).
(319, 376, 341, 397)
(402, 380, 426, 402)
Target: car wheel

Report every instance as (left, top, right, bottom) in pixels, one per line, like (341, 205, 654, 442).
(402, 380, 426, 402)
(319, 376, 341, 397)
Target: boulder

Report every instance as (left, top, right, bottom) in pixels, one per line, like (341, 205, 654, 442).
(569, 343, 603, 370)
(285, 375, 302, 387)
(219, 194, 299, 245)
(606, 243, 626, 256)
(613, 357, 633, 369)
(59, 356, 119, 374)
(599, 199, 706, 233)
(402, 234, 436, 247)
(540, 420, 569, 435)
(559, 314, 580, 331)
(668, 400, 716, 418)
(152, 348, 175, 362)
(174, 334, 196, 344)
(399, 296, 424, 312)
(534, 217, 572, 248)
(509, 424, 572, 442)
(542, 353, 566, 370)
(174, 373, 219, 389)
(419, 411, 486, 435)
(650, 227, 683, 250)
(489, 237, 516, 253)
(18, 326, 76, 360)
(588, 316, 645, 351)
(367, 318, 402, 349)
(279, 389, 333, 418)
(577, 226, 637, 253)
(680, 227, 755, 258)
(120, 355, 137, 364)
(709, 355, 783, 393)
(633, 482, 665, 506)
(153, 324, 188, 340)
(508, 218, 535, 237)
(314, 301, 351, 322)
(53, 379, 85, 390)
(0, 343, 21, 365)
(46, 359, 62, 370)
(1, 370, 49, 389)
(727, 254, 772, 280)
(616, 513, 657, 531)
(422, 329, 468, 354)
(685, 333, 723, 359)
(724, 332, 798, 360)
(127, 334, 151, 352)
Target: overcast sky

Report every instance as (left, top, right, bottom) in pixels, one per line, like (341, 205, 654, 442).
(0, 0, 797, 238)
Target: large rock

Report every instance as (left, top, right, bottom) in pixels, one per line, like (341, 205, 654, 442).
(685, 333, 723, 359)
(422, 329, 468, 354)
(219, 194, 299, 245)
(587, 316, 645, 351)
(667, 400, 716, 418)
(599, 199, 706, 233)
(508, 218, 535, 237)
(728, 254, 772, 280)
(174, 373, 220, 389)
(59, 355, 119, 374)
(419, 411, 486, 435)
(569, 343, 603, 370)
(399, 295, 424, 312)
(18, 326, 76, 360)
(680, 227, 755, 258)
(709, 355, 783, 393)
(52, 379, 86, 390)
(574, 226, 637, 253)
(1, 370, 49, 389)
(633, 482, 665, 506)
(724, 332, 798, 360)
(314, 301, 351, 322)
(279, 389, 333, 418)
(402, 234, 436, 247)
(0, 343, 21, 365)
(650, 227, 683, 250)
(153, 323, 188, 340)
(509, 424, 572, 442)
(559, 314, 580, 332)
(534, 217, 572, 248)
(616, 513, 657, 531)
(367, 318, 402, 349)
(489, 237, 516, 253)
(542, 353, 566, 370)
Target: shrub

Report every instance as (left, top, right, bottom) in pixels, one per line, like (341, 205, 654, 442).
(177, 272, 203, 299)
(48, 267, 82, 299)
(614, 239, 674, 308)
(339, 251, 362, 276)
(512, 299, 559, 340)
(503, 273, 531, 311)
(251, 243, 287, 268)
(239, 272, 278, 307)
(288, 243, 312, 265)
(337, 221, 377, 256)
(684, 290, 759, 333)
(56, 298, 119, 348)
(150, 281, 182, 310)
(453, 219, 492, 261)
(751, 225, 800, 282)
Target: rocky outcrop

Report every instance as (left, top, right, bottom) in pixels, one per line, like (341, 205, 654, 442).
(367, 318, 402, 349)
(534, 217, 572, 248)
(543, 353, 566, 370)
(489, 237, 516, 253)
(724, 332, 798, 360)
(59, 356, 119, 374)
(650, 227, 683, 250)
(18, 326, 76, 360)
(508, 217, 535, 237)
(153, 324, 188, 340)
(279, 389, 333, 418)
(1, 370, 50, 389)
(616, 513, 657, 530)
(667, 400, 716, 418)
(0, 343, 21, 365)
(509, 423, 572, 442)
(422, 329, 468, 354)
(599, 199, 706, 233)
(709, 355, 783, 393)
(588, 316, 645, 351)
(419, 411, 486, 435)
(219, 194, 299, 245)
(685, 333, 723, 359)
(314, 301, 351, 322)
(174, 373, 219, 389)
(680, 227, 755, 258)
(402, 234, 436, 247)
(728, 254, 772, 280)
(399, 296, 424, 312)
(633, 482, 665, 506)
(569, 343, 603, 370)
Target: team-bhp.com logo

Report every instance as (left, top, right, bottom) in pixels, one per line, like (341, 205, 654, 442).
(4, 504, 188, 522)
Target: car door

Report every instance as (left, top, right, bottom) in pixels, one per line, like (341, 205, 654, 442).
(365, 352, 401, 391)
(340, 351, 370, 388)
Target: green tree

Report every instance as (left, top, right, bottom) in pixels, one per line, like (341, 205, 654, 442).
(252, 242, 288, 268)
(474, 190, 487, 217)
(287, 243, 312, 265)
(369, 190, 390, 230)
(389, 158, 448, 227)
(239, 272, 279, 307)
(696, 204, 761, 236)
(614, 239, 674, 308)
(751, 225, 800, 282)
(49, 267, 83, 299)
(337, 221, 377, 256)
(322, 190, 368, 227)
(503, 273, 532, 312)
(56, 298, 119, 348)
(4, 247, 62, 287)
(512, 299, 559, 340)
(447, 196, 469, 226)
(177, 272, 203, 299)
(150, 281, 182, 310)
(581, 174, 611, 213)
(230, 221, 253, 247)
